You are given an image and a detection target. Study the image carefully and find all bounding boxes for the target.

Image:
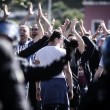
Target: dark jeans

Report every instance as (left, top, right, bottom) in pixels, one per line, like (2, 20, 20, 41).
(43, 104, 69, 110)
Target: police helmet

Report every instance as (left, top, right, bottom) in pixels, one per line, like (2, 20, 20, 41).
(0, 20, 20, 42)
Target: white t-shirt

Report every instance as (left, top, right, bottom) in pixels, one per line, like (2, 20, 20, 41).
(35, 46, 66, 78)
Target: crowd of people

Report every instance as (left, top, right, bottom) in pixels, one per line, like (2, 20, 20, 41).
(0, 3, 110, 110)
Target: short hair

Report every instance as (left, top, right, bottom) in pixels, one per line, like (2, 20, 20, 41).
(19, 25, 29, 30)
(32, 24, 38, 28)
(49, 30, 62, 42)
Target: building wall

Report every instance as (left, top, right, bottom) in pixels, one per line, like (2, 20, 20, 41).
(84, 5, 110, 33)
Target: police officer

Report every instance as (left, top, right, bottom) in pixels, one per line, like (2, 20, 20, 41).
(0, 20, 30, 110)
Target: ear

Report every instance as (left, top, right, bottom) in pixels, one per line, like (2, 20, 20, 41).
(54, 38, 59, 43)
(34, 60, 40, 65)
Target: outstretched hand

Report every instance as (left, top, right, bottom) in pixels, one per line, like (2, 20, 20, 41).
(3, 4, 11, 17)
(101, 21, 110, 35)
(59, 18, 70, 37)
(96, 23, 103, 34)
(38, 2, 43, 17)
(71, 18, 79, 31)
(28, 3, 34, 15)
(79, 19, 84, 27)
(51, 18, 55, 26)
(62, 19, 70, 32)
(101, 21, 107, 31)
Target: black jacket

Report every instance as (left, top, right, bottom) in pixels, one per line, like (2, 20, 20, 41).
(18, 36, 48, 58)
(19, 54, 69, 82)
(0, 39, 30, 110)
(81, 36, 100, 82)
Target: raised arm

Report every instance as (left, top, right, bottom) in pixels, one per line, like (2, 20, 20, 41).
(92, 22, 103, 40)
(101, 21, 110, 36)
(38, 3, 53, 33)
(79, 20, 89, 35)
(78, 20, 85, 36)
(51, 18, 55, 28)
(22, 55, 70, 82)
(1, 4, 11, 20)
(35, 3, 44, 39)
(71, 18, 85, 53)
(19, 3, 34, 25)
(59, 18, 77, 38)
(18, 36, 49, 58)
(61, 18, 71, 37)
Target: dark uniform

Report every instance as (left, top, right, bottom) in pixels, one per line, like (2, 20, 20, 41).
(0, 20, 30, 110)
(0, 39, 30, 110)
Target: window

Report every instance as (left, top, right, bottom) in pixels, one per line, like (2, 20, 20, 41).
(108, 20, 110, 30)
(91, 19, 102, 33)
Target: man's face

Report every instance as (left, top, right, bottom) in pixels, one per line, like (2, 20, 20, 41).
(19, 26, 29, 42)
(31, 25, 38, 38)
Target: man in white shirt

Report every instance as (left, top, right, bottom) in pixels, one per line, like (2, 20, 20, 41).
(34, 30, 73, 110)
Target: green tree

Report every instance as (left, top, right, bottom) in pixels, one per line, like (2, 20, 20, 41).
(52, 1, 84, 28)
(63, 9, 84, 20)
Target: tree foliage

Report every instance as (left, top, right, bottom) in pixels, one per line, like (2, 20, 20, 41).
(0, 0, 84, 28)
(51, 1, 84, 28)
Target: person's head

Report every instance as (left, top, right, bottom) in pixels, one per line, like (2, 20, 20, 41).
(102, 35, 110, 72)
(19, 25, 29, 42)
(68, 34, 77, 41)
(49, 30, 64, 46)
(31, 24, 39, 39)
(67, 34, 78, 49)
(0, 20, 19, 45)
(98, 37, 105, 47)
